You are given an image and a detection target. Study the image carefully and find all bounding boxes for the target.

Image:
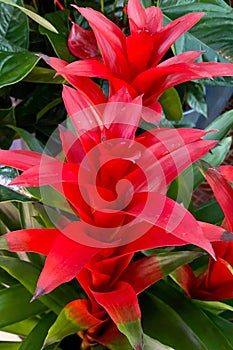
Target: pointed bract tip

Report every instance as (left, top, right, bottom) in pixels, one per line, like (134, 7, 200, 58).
(30, 286, 46, 302)
(0, 235, 9, 250)
(36, 53, 51, 63)
(221, 231, 233, 242)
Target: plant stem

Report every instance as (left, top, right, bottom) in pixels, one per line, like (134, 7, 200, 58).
(100, 0, 104, 13)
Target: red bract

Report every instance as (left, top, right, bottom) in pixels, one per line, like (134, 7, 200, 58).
(0, 86, 223, 299)
(55, 0, 233, 122)
(44, 249, 201, 349)
(174, 241, 233, 301)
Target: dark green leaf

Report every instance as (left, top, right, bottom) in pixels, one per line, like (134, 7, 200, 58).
(0, 52, 40, 89)
(195, 199, 224, 224)
(0, 185, 36, 203)
(39, 10, 75, 62)
(0, 107, 16, 149)
(23, 67, 65, 85)
(0, 0, 29, 51)
(160, 0, 233, 85)
(204, 109, 233, 141)
(7, 126, 44, 153)
(0, 0, 58, 34)
(186, 83, 207, 118)
(207, 312, 233, 345)
(0, 202, 21, 232)
(0, 284, 47, 328)
(0, 343, 21, 350)
(2, 318, 37, 337)
(18, 312, 56, 350)
(159, 87, 183, 121)
(0, 256, 79, 314)
(140, 292, 206, 350)
(151, 281, 233, 350)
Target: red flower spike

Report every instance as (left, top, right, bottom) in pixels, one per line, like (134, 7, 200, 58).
(0, 228, 59, 255)
(92, 281, 143, 350)
(73, 5, 131, 81)
(52, 0, 233, 120)
(175, 242, 233, 301)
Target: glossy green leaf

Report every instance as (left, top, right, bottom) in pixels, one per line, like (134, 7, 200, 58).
(2, 318, 38, 337)
(194, 300, 233, 315)
(0, 185, 36, 203)
(0, 0, 58, 33)
(23, 67, 65, 84)
(144, 334, 174, 350)
(195, 199, 224, 224)
(0, 202, 21, 232)
(39, 10, 74, 61)
(0, 0, 28, 51)
(140, 292, 206, 350)
(0, 284, 47, 328)
(0, 256, 79, 314)
(7, 126, 44, 153)
(159, 87, 183, 121)
(204, 109, 233, 141)
(160, 0, 233, 85)
(0, 107, 16, 149)
(0, 343, 21, 350)
(207, 312, 233, 345)
(151, 281, 233, 350)
(186, 83, 207, 118)
(0, 52, 40, 89)
(18, 312, 56, 350)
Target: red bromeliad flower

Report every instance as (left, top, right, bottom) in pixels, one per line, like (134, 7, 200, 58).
(45, 0, 233, 121)
(0, 86, 226, 300)
(174, 164, 233, 301)
(44, 248, 200, 349)
(174, 241, 233, 301)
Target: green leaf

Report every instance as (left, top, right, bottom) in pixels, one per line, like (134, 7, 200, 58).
(140, 292, 206, 350)
(0, 202, 21, 232)
(39, 10, 75, 61)
(160, 0, 233, 85)
(194, 300, 233, 315)
(7, 126, 44, 153)
(142, 251, 203, 277)
(0, 107, 16, 149)
(151, 281, 233, 350)
(23, 67, 65, 84)
(2, 318, 38, 337)
(186, 83, 207, 118)
(0, 52, 40, 89)
(194, 199, 224, 224)
(207, 312, 233, 345)
(159, 87, 183, 121)
(18, 312, 56, 350)
(144, 334, 174, 350)
(0, 184, 36, 203)
(0, 0, 58, 33)
(0, 0, 29, 51)
(0, 343, 21, 350)
(204, 109, 233, 141)
(0, 256, 79, 315)
(0, 284, 47, 328)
